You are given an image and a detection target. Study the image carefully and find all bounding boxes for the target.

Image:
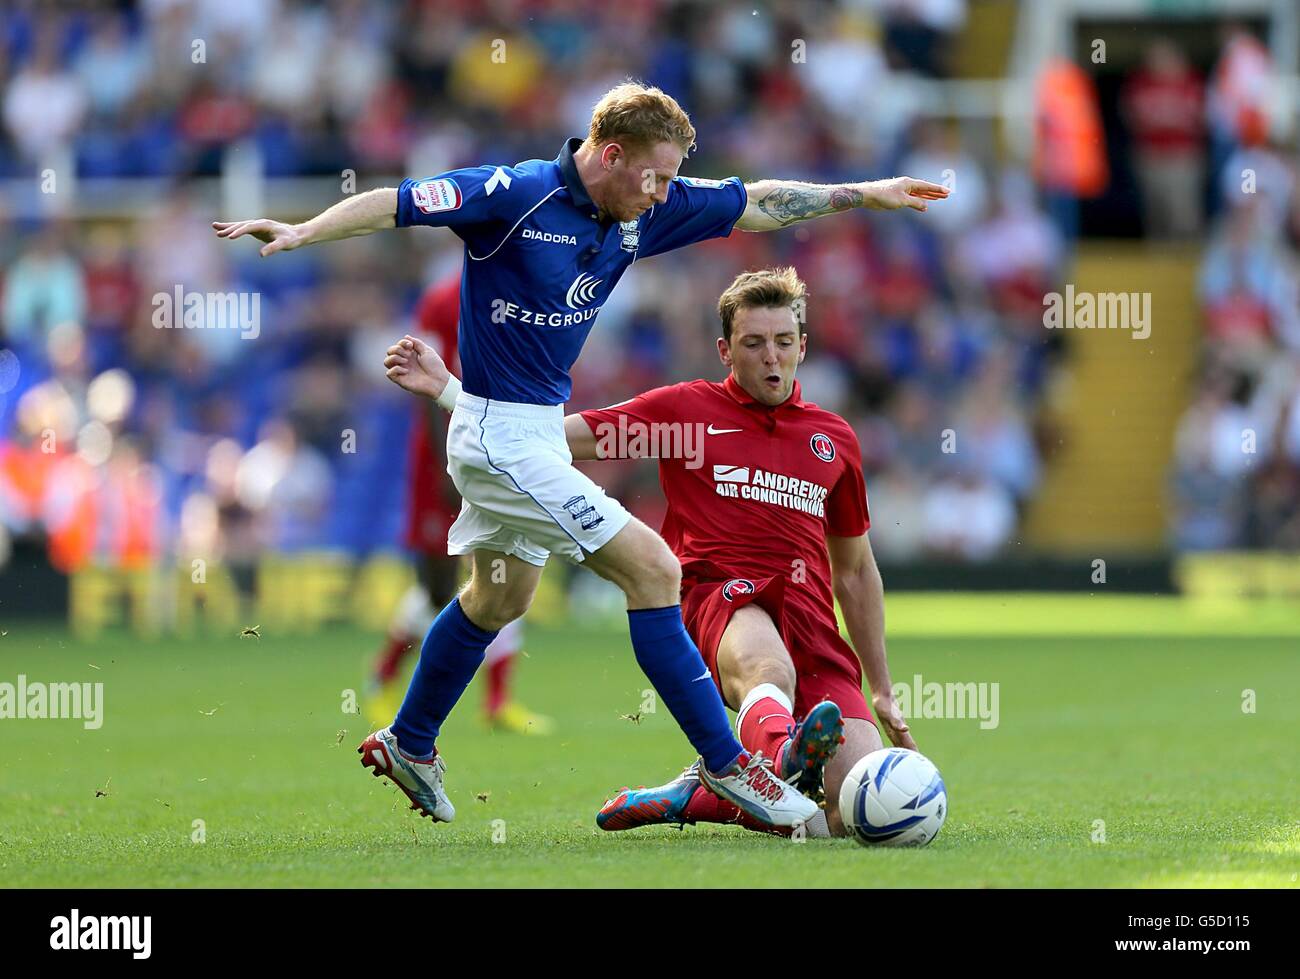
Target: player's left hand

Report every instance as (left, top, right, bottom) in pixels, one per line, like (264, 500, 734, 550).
(872, 690, 918, 750)
(867, 177, 949, 213)
(384, 335, 450, 401)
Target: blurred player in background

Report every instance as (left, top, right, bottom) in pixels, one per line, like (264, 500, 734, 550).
(364, 275, 552, 735)
(384, 266, 918, 838)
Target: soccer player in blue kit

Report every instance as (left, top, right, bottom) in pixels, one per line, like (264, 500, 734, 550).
(213, 82, 947, 831)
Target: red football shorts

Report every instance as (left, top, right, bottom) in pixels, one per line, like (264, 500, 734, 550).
(403, 410, 460, 555)
(403, 496, 458, 554)
(680, 575, 874, 724)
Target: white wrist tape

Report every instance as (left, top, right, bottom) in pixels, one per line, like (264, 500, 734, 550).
(436, 375, 462, 412)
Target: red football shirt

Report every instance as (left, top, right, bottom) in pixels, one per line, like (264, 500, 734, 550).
(579, 375, 869, 623)
(404, 276, 462, 551)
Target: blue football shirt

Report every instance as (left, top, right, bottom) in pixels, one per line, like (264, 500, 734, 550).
(395, 138, 747, 405)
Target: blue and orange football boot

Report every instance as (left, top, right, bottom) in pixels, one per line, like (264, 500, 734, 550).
(778, 700, 845, 802)
(597, 763, 702, 831)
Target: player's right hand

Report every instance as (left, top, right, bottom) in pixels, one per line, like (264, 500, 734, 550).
(872, 691, 918, 751)
(384, 335, 450, 401)
(211, 218, 304, 257)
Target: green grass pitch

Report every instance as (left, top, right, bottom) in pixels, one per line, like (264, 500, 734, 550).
(1, 594, 1296, 888)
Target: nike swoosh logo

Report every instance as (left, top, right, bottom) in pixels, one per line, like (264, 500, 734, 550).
(707, 425, 742, 435)
(757, 713, 786, 725)
(693, 669, 713, 682)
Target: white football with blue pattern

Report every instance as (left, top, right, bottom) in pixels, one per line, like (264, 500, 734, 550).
(838, 747, 947, 847)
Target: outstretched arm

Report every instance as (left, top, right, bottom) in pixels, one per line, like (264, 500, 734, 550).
(828, 531, 917, 751)
(213, 187, 398, 256)
(736, 177, 948, 231)
(384, 335, 601, 460)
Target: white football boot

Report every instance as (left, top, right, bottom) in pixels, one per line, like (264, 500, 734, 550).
(697, 750, 818, 828)
(358, 726, 455, 822)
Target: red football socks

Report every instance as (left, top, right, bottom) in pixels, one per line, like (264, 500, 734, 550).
(373, 634, 413, 684)
(486, 653, 514, 715)
(737, 694, 794, 772)
(682, 785, 791, 837)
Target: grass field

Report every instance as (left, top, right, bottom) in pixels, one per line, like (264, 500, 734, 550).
(1, 594, 1297, 888)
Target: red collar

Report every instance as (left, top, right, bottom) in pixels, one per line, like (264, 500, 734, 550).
(722, 374, 805, 410)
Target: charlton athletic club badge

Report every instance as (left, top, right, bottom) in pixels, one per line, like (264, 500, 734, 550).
(721, 578, 756, 602)
(810, 433, 836, 462)
(618, 220, 640, 252)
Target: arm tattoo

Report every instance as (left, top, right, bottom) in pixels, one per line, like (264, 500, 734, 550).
(753, 183, 864, 227)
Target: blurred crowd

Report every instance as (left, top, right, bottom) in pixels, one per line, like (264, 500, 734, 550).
(3, 0, 1056, 573)
(1151, 28, 1300, 549)
(3, 0, 1282, 575)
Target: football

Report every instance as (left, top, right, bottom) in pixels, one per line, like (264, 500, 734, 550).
(838, 747, 947, 847)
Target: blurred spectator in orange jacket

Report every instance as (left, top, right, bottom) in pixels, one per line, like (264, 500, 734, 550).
(1034, 59, 1109, 240)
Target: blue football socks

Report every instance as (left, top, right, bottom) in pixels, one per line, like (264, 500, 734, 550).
(392, 597, 497, 758)
(627, 606, 743, 773)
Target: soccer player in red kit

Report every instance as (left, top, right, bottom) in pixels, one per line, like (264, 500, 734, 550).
(365, 275, 552, 735)
(382, 266, 916, 838)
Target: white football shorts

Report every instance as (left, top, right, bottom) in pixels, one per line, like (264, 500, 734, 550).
(445, 392, 631, 567)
